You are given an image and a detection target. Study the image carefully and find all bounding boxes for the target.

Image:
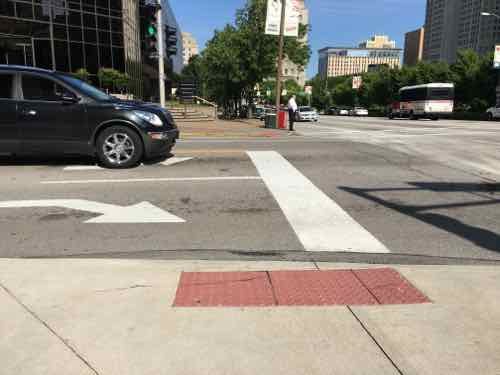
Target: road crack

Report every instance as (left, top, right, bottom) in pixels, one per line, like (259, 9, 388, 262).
(94, 284, 153, 293)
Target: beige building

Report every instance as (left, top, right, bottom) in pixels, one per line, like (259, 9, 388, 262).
(318, 35, 402, 78)
(181, 32, 199, 66)
(359, 35, 396, 49)
(282, 0, 309, 86)
(404, 28, 425, 66)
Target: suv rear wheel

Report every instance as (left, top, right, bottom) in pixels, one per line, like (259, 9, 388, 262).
(96, 126, 143, 169)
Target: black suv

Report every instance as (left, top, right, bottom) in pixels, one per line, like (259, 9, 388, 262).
(0, 65, 179, 168)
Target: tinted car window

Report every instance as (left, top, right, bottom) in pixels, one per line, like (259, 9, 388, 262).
(0, 74, 14, 99)
(58, 74, 113, 101)
(22, 75, 75, 102)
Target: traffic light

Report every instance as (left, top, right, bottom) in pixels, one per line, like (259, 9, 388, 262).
(145, 5, 160, 59)
(165, 25, 178, 58)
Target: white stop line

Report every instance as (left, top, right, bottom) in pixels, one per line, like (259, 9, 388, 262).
(247, 151, 389, 253)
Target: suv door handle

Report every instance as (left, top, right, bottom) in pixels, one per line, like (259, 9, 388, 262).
(22, 109, 37, 116)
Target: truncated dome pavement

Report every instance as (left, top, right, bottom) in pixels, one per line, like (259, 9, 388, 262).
(173, 268, 430, 307)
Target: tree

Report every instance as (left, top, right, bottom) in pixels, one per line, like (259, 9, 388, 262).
(73, 68, 90, 83)
(196, 0, 311, 116)
(97, 68, 130, 93)
(452, 49, 496, 111)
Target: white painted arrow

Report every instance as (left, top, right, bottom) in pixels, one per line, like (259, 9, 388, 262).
(0, 200, 185, 224)
(160, 157, 194, 167)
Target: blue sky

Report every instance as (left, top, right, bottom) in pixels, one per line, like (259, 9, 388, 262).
(170, 0, 426, 78)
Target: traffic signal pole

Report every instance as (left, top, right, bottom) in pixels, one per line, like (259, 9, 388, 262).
(275, 0, 287, 123)
(156, 2, 166, 108)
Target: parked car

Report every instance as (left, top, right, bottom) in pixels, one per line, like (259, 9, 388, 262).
(253, 106, 266, 120)
(485, 106, 500, 120)
(295, 106, 319, 122)
(349, 107, 369, 116)
(0, 65, 179, 168)
(327, 106, 350, 116)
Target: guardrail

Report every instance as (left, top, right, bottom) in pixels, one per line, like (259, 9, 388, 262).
(193, 96, 218, 119)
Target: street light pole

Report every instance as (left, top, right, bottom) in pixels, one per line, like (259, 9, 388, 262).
(157, 1, 166, 108)
(275, 0, 287, 122)
(481, 11, 500, 106)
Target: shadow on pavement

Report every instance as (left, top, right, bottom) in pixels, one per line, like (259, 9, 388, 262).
(0, 155, 97, 166)
(0, 153, 172, 167)
(339, 182, 500, 253)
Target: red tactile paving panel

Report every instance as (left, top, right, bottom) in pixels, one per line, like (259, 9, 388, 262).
(353, 268, 430, 305)
(269, 270, 379, 306)
(173, 271, 276, 307)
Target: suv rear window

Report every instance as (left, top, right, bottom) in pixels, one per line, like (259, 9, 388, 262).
(0, 74, 14, 99)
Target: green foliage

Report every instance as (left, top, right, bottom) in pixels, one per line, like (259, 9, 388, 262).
(73, 68, 90, 83)
(192, 0, 311, 115)
(309, 49, 497, 112)
(97, 68, 130, 93)
(260, 79, 308, 105)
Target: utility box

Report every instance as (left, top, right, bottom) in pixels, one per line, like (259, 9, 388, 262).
(265, 113, 277, 129)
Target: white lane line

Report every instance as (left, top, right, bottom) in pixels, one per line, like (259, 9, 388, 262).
(160, 157, 194, 166)
(41, 176, 262, 185)
(247, 151, 389, 253)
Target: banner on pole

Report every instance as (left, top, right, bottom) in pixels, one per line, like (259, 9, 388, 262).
(265, 0, 300, 37)
(352, 76, 363, 90)
(494, 45, 500, 69)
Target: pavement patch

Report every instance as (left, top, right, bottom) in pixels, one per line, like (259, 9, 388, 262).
(173, 268, 429, 307)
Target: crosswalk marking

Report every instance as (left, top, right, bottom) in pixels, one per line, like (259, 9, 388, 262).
(247, 151, 389, 253)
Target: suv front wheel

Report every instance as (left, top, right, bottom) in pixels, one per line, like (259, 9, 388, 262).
(96, 126, 144, 169)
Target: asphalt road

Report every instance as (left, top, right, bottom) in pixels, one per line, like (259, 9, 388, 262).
(1, 116, 499, 264)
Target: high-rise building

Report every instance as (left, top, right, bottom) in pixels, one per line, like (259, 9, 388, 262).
(404, 28, 425, 66)
(181, 32, 198, 66)
(423, 0, 500, 63)
(0, 0, 182, 99)
(318, 35, 401, 78)
(282, 0, 309, 86)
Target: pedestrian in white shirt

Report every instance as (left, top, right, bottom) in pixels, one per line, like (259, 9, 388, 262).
(287, 95, 298, 131)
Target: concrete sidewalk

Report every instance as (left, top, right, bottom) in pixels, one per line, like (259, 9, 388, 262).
(178, 119, 289, 139)
(1, 259, 499, 375)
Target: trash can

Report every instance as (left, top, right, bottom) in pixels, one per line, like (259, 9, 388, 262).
(277, 110, 288, 129)
(265, 113, 277, 129)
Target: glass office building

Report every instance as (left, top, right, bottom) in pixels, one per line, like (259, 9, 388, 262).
(0, 0, 143, 97)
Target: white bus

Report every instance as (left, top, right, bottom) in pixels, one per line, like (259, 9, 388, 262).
(389, 83, 455, 120)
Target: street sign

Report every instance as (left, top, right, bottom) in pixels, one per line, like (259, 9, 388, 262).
(305, 85, 312, 95)
(178, 81, 197, 103)
(265, 0, 300, 37)
(0, 200, 185, 224)
(352, 76, 362, 90)
(494, 45, 500, 69)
